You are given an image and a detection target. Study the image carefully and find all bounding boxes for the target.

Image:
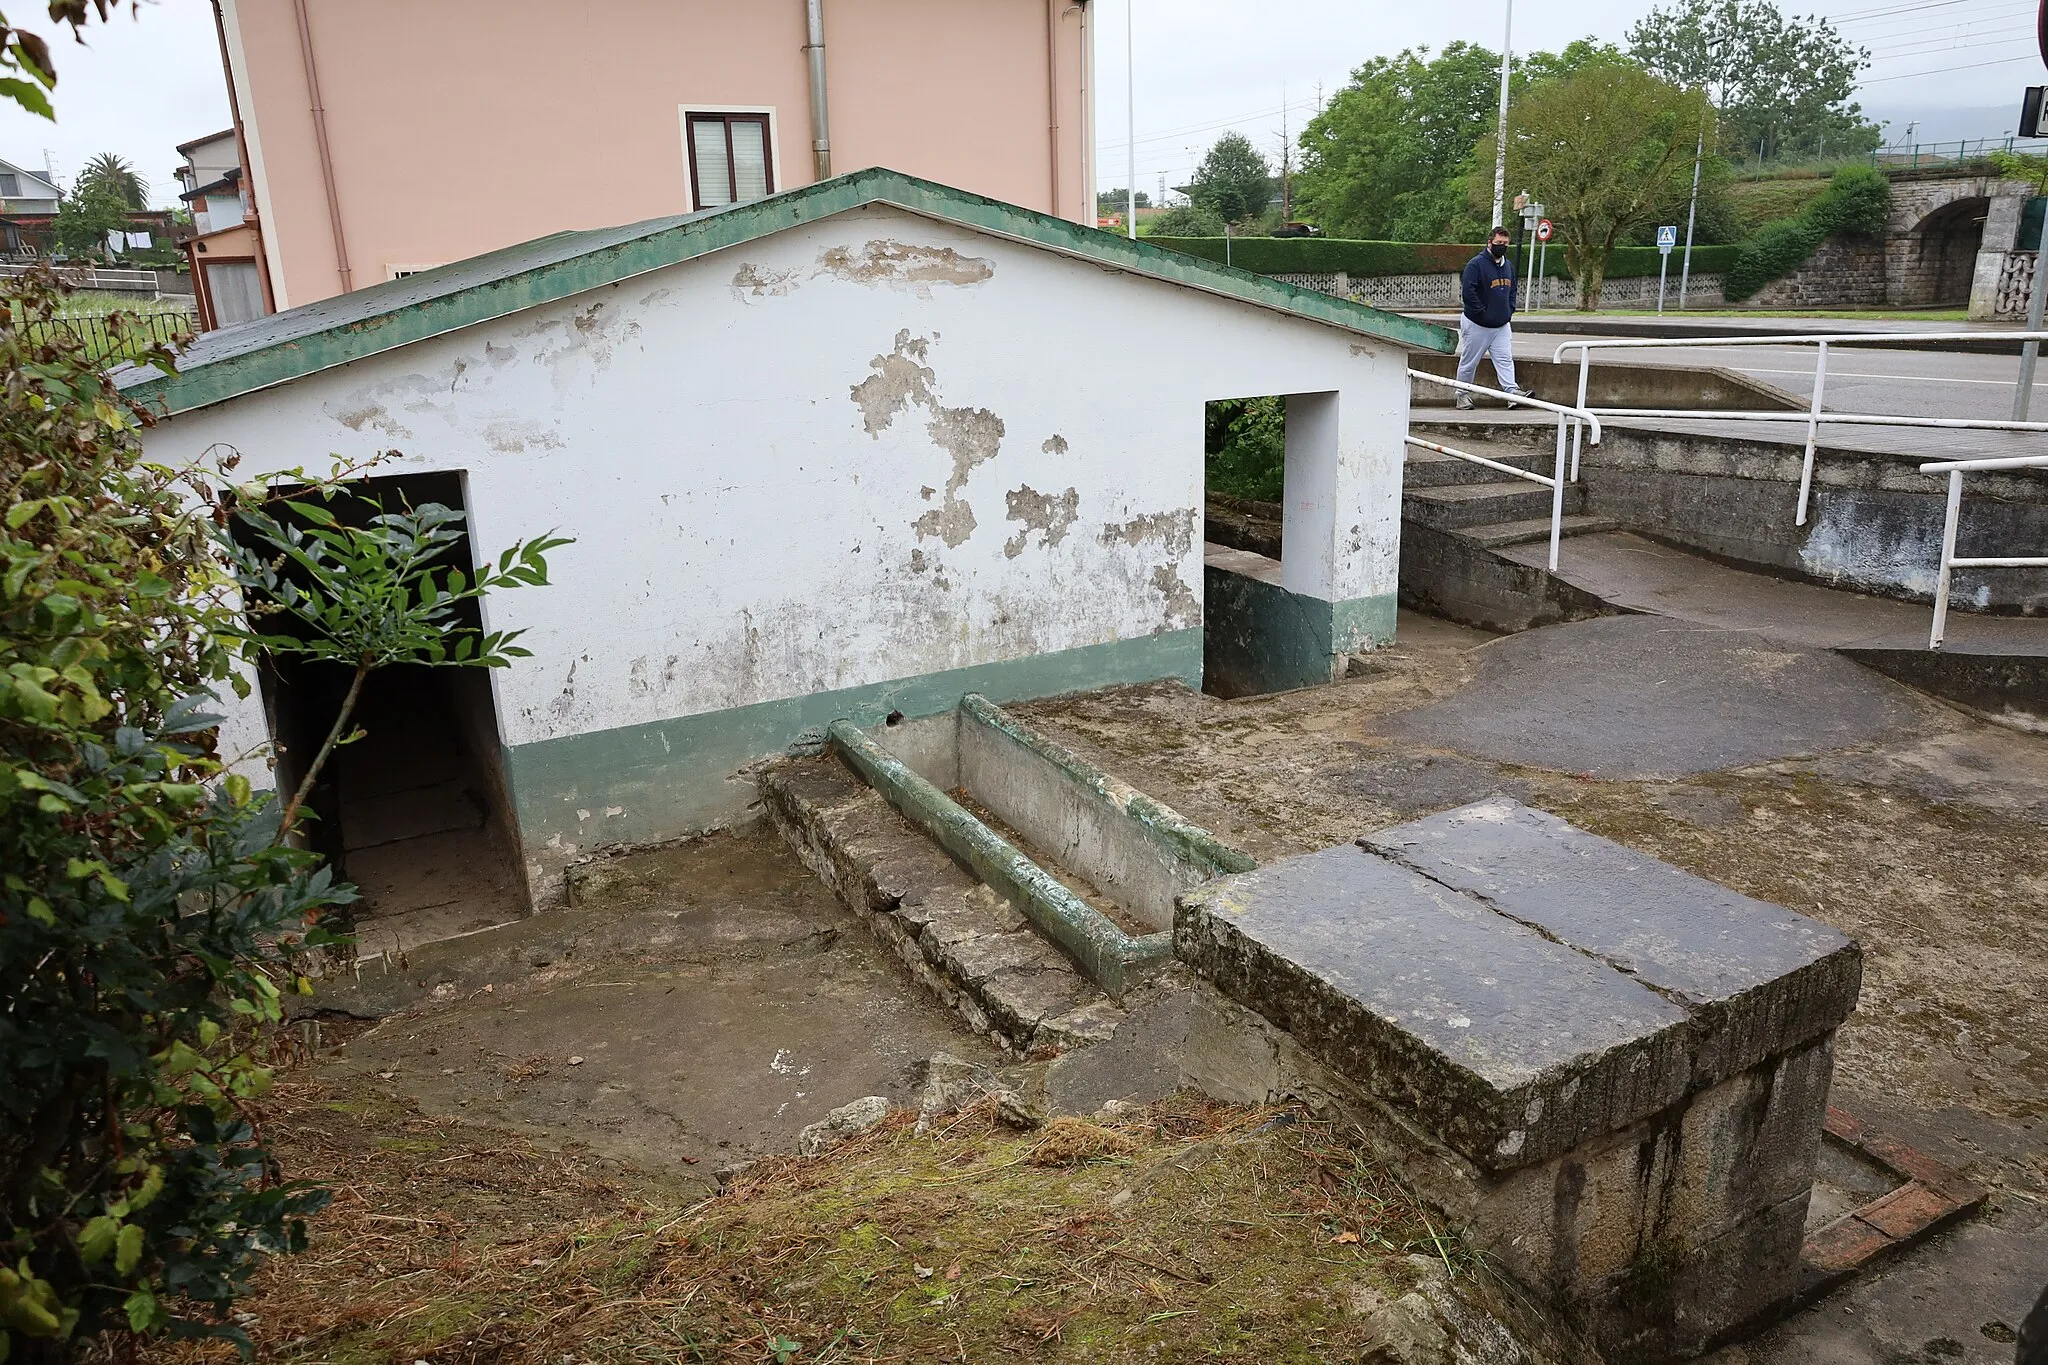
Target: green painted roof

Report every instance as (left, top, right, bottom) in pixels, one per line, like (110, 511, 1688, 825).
(121, 168, 1454, 414)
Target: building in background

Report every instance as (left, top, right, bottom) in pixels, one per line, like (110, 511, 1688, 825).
(0, 157, 62, 256)
(175, 127, 270, 328)
(204, 0, 1098, 318)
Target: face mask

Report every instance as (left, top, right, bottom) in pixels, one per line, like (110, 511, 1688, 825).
(1489, 242, 1508, 261)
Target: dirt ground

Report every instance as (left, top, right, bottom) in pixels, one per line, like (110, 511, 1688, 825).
(130, 607, 2048, 1364)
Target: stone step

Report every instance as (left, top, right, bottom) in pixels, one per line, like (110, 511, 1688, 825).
(1402, 446, 1549, 488)
(1464, 513, 1621, 549)
(760, 754, 1121, 1058)
(1403, 480, 1585, 530)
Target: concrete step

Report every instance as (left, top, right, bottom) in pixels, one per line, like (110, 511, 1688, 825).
(1465, 514, 1622, 549)
(760, 754, 1120, 1058)
(1403, 480, 1585, 530)
(1403, 446, 1549, 488)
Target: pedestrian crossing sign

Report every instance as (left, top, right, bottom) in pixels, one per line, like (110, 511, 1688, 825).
(1657, 225, 1678, 252)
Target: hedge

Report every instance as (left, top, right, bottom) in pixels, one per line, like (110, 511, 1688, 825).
(1146, 236, 1741, 279)
(1722, 166, 1891, 301)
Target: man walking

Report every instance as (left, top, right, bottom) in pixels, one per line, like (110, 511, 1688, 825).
(1456, 225, 1525, 410)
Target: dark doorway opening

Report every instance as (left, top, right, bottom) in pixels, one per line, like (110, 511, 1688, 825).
(246, 470, 528, 959)
(1905, 198, 1988, 307)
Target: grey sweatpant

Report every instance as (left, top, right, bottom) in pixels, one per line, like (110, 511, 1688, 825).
(1456, 317, 1518, 393)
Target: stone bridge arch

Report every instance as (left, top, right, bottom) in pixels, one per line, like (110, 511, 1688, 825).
(1880, 169, 2035, 312)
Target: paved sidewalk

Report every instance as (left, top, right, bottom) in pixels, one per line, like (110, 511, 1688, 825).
(1496, 530, 2047, 655)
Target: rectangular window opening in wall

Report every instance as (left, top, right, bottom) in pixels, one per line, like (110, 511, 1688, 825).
(1201, 394, 1288, 699)
(686, 111, 773, 211)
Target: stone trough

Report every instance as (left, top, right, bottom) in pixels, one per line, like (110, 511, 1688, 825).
(1178, 796, 1863, 1362)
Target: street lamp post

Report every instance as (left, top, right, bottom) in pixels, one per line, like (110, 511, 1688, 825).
(1126, 0, 1137, 241)
(1491, 0, 1512, 228)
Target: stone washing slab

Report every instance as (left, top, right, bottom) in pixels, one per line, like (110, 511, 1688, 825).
(1362, 797, 1861, 1085)
(1175, 844, 1694, 1171)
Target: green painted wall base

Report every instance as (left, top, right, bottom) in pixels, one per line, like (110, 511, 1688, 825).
(1203, 564, 1395, 698)
(503, 629, 1203, 898)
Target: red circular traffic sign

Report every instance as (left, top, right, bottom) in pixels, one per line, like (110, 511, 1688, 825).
(1535, 218, 1554, 242)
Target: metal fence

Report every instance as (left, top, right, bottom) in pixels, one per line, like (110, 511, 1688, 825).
(13, 309, 193, 362)
(1868, 137, 2044, 170)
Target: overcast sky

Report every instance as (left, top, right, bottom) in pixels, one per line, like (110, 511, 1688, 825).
(0, 0, 2040, 210)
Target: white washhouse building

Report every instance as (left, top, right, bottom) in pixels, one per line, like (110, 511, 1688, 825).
(125, 169, 1452, 914)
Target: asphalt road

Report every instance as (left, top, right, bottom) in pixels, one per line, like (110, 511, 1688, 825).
(1512, 333, 2048, 422)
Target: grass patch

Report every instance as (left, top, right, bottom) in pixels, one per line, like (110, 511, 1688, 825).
(142, 1082, 1452, 1363)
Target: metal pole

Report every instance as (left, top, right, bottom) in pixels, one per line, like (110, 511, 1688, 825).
(1490, 0, 1512, 228)
(804, 0, 833, 181)
(1572, 349, 1590, 481)
(1930, 468, 1963, 649)
(1535, 237, 1546, 312)
(1657, 251, 1669, 315)
(1125, 0, 1136, 241)
(2013, 223, 2047, 420)
(1678, 113, 1705, 309)
(1548, 415, 1567, 570)
(1796, 340, 1830, 525)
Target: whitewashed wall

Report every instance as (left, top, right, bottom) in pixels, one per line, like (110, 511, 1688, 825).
(144, 204, 1412, 899)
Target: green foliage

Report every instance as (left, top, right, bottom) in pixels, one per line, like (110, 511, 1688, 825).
(1204, 398, 1286, 502)
(1147, 203, 1225, 238)
(1488, 61, 1711, 309)
(1096, 189, 1151, 212)
(1150, 235, 1739, 278)
(74, 154, 143, 210)
(1722, 165, 1889, 300)
(1295, 43, 1502, 242)
(0, 6, 143, 121)
(1991, 150, 2048, 196)
(1629, 0, 1879, 163)
(0, 268, 351, 1362)
(218, 497, 568, 835)
(51, 185, 127, 260)
(1189, 133, 1272, 227)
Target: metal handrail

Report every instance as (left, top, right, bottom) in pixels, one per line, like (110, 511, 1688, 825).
(1918, 454, 2048, 650)
(1551, 331, 2048, 526)
(1407, 371, 1603, 571)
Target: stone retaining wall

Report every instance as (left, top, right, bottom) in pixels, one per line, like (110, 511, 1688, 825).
(1271, 270, 1728, 313)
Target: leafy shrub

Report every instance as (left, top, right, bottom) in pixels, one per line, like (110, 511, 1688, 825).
(1146, 203, 1225, 238)
(0, 271, 353, 1361)
(1149, 236, 1738, 279)
(1723, 166, 1889, 301)
(1205, 398, 1286, 501)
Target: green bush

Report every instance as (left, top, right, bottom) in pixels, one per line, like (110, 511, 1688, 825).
(1205, 398, 1285, 502)
(1148, 236, 1738, 279)
(1723, 166, 1889, 301)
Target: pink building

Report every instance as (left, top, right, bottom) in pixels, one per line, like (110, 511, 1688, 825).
(201, 0, 1098, 323)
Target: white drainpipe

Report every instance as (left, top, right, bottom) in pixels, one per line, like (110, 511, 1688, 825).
(804, 0, 832, 181)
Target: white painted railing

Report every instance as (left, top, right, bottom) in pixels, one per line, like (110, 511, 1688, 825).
(1550, 331, 2048, 526)
(1406, 371, 1602, 572)
(1920, 453, 2048, 650)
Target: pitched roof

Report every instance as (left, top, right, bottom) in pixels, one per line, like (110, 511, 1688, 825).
(120, 167, 1455, 415)
(0, 158, 60, 198)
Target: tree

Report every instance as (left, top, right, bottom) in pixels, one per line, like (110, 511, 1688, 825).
(1097, 189, 1151, 212)
(1488, 62, 1711, 309)
(1630, 0, 1879, 163)
(75, 152, 143, 209)
(1295, 40, 1631, 243)
(51, 183, 126, 259)
(1148, 203, 1226, 237)
(1188, 133, 1272, 227)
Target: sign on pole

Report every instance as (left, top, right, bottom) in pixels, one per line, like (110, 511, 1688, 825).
(1535, 218, 1553, 242)
(1532, 220, 1552, 313)
(1656, 225, 1678, 315)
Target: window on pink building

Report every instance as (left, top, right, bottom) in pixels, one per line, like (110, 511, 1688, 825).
(687, 113, 773, 211)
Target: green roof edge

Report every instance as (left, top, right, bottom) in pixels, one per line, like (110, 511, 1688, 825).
(127, 168, 1455, 416)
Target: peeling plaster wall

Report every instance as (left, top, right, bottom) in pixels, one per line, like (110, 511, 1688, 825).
(143, 204, 1410, 903)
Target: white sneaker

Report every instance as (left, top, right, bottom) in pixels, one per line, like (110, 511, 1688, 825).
(1454, 393, 1475, 411)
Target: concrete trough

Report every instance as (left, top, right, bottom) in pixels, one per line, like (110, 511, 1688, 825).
(1176, 796, 1862, 1361)
(831, 694, 1254, 1000)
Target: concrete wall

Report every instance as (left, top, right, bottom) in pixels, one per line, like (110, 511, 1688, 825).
(222, 0, 1090, 309)
(1271, 271, 1728, 313)
(143, 204, 1412, 904)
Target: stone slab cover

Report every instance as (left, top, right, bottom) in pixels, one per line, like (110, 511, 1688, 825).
(1175, 843, 1695, 1170)
(1362, 797, 1862, 1085)
(1176, 798, 1861, 1175)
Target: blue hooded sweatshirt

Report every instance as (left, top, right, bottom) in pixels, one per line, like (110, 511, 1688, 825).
(1462, 248, 1518, 328)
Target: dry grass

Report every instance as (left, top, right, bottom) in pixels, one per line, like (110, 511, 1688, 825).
(137, 1075, 1455, 1364)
